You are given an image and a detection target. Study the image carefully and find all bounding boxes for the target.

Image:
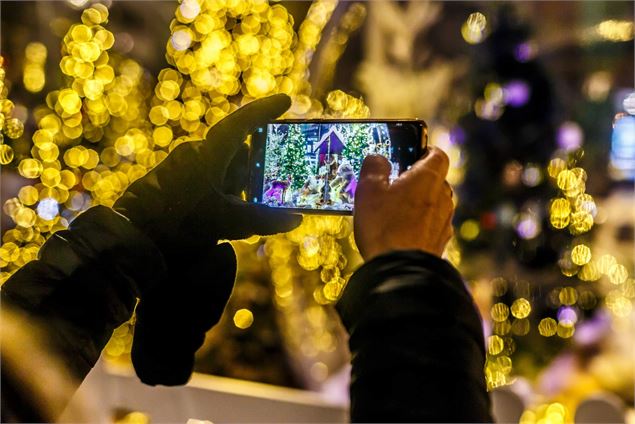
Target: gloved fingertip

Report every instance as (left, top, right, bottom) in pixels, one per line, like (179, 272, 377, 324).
(252, 209, 303, 236)
(132, 331, 195, 386)
(269, 93, 292, 110)
(278, 212, 303, 232)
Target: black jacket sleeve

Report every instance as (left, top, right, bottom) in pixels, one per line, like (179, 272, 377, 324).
(0, 206, 167, 381)
(337, 250, 492, 423)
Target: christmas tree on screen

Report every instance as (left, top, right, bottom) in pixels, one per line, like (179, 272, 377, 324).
(280, 125, 310, 190)
(265, 126, 286, 183)
(343, 123, 370, 175)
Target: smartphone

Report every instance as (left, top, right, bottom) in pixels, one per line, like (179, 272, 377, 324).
(248, 119, 427, 215)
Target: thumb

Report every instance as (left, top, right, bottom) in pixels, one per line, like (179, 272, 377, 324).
(357, 155, 392, 197)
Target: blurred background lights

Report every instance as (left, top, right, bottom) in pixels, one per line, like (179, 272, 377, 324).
(0, 0, 633, 416)
(584, 71, 612, 102)
(0, 144, 15, 164)
(67, 0, 90, 8)
(571, 244, 592, 266)
(539, 318, 558, 337)
(179, 0, 201, 21)
(557, 121, 584, 151)
(609, 115, 635, 180)
(233, 308, 254, 330)
(513, 41, 537, 62)
(36, 198, 59, 220)
(521, 164, 542, 187)
(503, 80, 530, 107)
(23, 42, 47, 93)
(461, 12, 487, 44)
(511, 298, 531, 319)
(114, 32, 135, 54)
(515, 213, 540, 240)
(171, 29, 193, 51)
(623, 92, 635, 115)
(596, 19, 634, 42)
(557, 306, 578, 325)
(459, 219, 480, 241)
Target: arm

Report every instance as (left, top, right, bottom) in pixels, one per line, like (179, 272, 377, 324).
(340, 148, 492, 422)
(1, 206, 166, 381)
(337, 250, 491, 422)
(1, 95, 300, 409)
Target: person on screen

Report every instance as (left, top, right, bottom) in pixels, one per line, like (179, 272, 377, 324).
(1, 94, 491, 422)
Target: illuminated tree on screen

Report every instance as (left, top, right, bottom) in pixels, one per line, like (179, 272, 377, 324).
(342, 123, 369, 175)
(264, 127, 286, 182)
(280, 125, 310, 190)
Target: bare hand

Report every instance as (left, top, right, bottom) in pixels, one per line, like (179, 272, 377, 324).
(354, 146, 454, 261)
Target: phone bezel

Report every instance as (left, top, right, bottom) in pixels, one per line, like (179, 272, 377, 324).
(248, 119, 428, 215)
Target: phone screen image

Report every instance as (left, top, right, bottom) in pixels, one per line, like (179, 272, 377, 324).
(249, 120, 425, 214)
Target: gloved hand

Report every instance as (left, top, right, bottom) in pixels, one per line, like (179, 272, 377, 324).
(113, 94, 300, 385)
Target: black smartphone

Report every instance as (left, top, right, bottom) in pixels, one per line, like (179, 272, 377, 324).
(248, 119, 427, 215)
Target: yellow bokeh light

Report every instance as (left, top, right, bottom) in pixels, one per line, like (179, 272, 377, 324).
(557, 321, 575, 338)
(461, 12, 487, 44)
(490, 302, 510, 322)
(41, 168, 62, 188)
(58, 88, 82, 114)
(459, 219, 480, 241)
(18, 158, 44, 179)
(511, 298, 531, 319)
(15, 207, 37, 228)
(596, 20, 634, 42)
(538, 318, 557, 337)
(18, 186, 39, 205)
(487, 335, 504, 355)
(558, 287, 578, 305)
(570, 244, 592, 265)
(608, 263, 628, 285)
(597, 254, 617, 274)
(233, 308, 254, 329)
(547, 158, 566, 178)
(549, 198, 571, 229)
(0, 144, 14, 164)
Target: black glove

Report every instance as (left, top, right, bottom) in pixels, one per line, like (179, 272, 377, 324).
(113, 94, 300, 385)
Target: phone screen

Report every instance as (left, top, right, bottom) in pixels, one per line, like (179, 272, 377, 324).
(249, 120, 426, 214)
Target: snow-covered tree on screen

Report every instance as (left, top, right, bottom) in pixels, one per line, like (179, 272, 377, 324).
(280, 124, 310, 190)
(343, 123, 370, 175)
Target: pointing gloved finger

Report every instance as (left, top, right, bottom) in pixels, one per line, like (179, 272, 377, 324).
(203, 94, 291, 186)
(220, 198, 303, 240)
(179, 194, 302, 242)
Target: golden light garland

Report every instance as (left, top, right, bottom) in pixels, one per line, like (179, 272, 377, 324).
(547, 154, 633, 319)
(1, 3, 160, 285)
(0, 58, 23, 166)
(483, 151, 634, 392)
(102, 0, 367, 365)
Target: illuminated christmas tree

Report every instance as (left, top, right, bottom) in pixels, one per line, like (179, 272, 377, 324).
(280, 124, 310, 190)
(342, 123, 369, 175)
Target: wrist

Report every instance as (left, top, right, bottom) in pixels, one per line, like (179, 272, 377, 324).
(337, 249, 463, 329)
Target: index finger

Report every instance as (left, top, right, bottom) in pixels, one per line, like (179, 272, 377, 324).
(202, 94, 291, 185)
